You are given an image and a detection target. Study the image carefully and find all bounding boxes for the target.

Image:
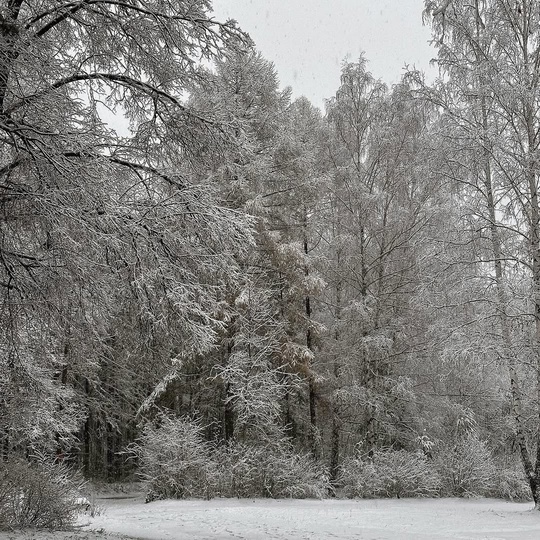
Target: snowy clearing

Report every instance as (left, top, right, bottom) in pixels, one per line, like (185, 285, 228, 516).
(2, 497, 540, 539)
(80, 496, 540, 539)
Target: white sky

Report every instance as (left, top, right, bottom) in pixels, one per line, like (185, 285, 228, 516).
(211, 0, 438, 110)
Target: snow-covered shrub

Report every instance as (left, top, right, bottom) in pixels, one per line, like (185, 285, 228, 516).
(488, 463, 531, 501)
(263, 447, 329, 498)
(134, 414, 218, 501)
(339, 449, 440, 499)
(435, 434, 496, 497)
(0, 456, 80, 529)
(216, 442, 329, 499)
(136, 416, 329, 500)
(216, 442, 261, 497)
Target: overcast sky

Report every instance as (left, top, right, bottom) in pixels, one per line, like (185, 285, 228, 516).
(212, 0, 438, 110)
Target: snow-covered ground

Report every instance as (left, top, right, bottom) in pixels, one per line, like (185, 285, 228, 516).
(85, 496, 540, 539)
(2, 497, 540, 539)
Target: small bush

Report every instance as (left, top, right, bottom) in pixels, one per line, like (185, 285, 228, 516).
(435, 434, 496, 497)
(217, 442, 329, 499)
(0, 456, 80, 530)
(488, 464, 531, 502)
(339, 449, 440, 499)
(266, 449, 329, 499)
(134, 414, 219, 501)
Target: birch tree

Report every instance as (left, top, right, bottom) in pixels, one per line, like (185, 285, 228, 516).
(424, 0, 540, 506)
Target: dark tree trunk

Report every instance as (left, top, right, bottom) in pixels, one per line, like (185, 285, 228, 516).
(224, 382, 235, 441)
(304, 224, 318, 456)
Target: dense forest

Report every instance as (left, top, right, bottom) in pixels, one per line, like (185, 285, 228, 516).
(3, 0, 540, 529)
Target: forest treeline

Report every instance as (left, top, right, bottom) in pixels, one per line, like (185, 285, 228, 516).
(2, 0, 540, 527)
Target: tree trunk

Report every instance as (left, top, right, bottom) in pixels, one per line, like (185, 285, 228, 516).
(480, 97, 535, 493)
(329, 277, 342, 485)
(527, 138, 540, 508)
(224, 341, 235, 441)
(304, 219, 318, 456)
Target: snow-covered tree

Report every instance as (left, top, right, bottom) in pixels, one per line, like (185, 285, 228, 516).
(0, 0, 253, 466)
(424, 0, 540, 506)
